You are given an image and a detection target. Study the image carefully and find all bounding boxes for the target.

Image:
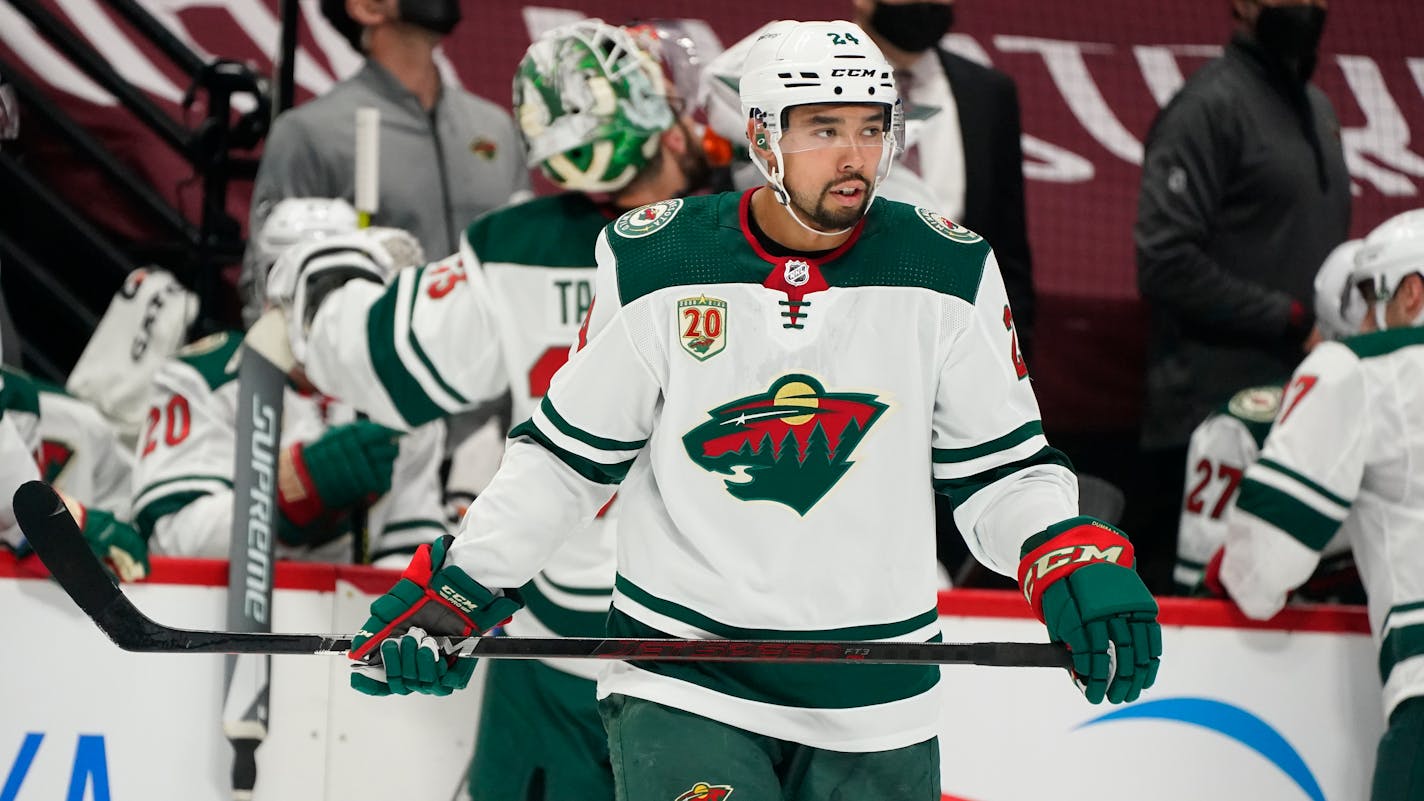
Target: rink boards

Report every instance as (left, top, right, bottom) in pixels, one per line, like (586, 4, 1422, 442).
(1, 554, 1380, 801)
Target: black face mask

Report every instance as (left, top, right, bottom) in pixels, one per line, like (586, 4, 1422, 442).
(1254, 5, 1327, 82)
(869, 2, 955, 54)
(398, 0, 461, 36)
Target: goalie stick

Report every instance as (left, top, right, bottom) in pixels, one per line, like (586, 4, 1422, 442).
(13, 480, 1073, 670)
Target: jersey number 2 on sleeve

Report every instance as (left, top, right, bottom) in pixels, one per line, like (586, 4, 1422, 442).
(1184, 459, 1244, 519)
(141, 395, 191, 457)
(1003, 305, 1028, 379)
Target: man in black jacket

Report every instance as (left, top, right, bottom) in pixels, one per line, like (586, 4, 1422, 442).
(852, 0, 1034, 360)
(1133, 0, 1349, 592)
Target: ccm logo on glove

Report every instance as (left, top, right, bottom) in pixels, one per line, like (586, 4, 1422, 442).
(1018, 524, 1134, 614)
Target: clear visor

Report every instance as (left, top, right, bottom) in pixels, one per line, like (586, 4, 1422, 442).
(774, 106, 894, 155)
(0, 83, 17, 141)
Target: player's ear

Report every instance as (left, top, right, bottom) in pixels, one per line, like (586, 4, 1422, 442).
(662, 121, 688, 156)
(1403, 273, 1424, 321)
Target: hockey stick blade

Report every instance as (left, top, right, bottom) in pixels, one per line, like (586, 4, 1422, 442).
(15, 480, 348, 656)
(15, 481, 1071, 668)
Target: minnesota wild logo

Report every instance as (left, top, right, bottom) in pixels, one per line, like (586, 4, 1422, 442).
(914, 206, 982, 244)
(614, 198, 683, 238)
(682, 374, 887, 515)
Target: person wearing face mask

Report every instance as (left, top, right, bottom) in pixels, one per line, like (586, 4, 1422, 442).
(1131, 0, 1349, 593)
(240, 0, 531, 326)
(852, 0, 1034, 365)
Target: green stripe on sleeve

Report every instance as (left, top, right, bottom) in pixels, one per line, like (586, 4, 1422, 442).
(541, 397, 648, 452)
(1380, 622, 1424, 684)
(608, 607, 940, 709)
(933, 421, 1043, 464)
(520, 579, 610, 638)
(1235, 478, 1341, 551)
(510, 419, 633, 485)
(134, 490, 212, 542)
(404, 277, 469, 407)
(366, 268, 448, 428)
(933, 446, 1073, 507)
(1256, 458, 1353, 509)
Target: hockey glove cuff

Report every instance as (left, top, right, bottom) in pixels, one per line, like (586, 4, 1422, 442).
(1018, 517, 1162, 705)
(349, 535, 521, 697)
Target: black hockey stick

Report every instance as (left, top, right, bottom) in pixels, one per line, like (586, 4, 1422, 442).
(14, 481, 1072, 670)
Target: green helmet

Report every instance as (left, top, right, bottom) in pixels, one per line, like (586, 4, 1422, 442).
(514, 19, 675, 192)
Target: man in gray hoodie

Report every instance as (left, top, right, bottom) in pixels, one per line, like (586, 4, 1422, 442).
(241, 0, 529, 323)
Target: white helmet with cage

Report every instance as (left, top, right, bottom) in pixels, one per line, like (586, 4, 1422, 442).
(1353, 208, 1424, 329)
(1313, 239, 1366, 340)
(738, 20, 902, 233)
(250, 197, 360, 274)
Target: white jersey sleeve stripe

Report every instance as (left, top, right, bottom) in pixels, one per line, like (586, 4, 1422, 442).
(508, 418, 635, 486)
(1255, 457, 1354, 509)
(931, 433, 1050, 481)
(1234, 476, 1342, 551)
(388, 269, 468, 412)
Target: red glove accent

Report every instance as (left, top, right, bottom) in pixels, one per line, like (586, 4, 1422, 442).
(1202, 547, 1228, 599)
(1017, 522, 1135, 622)
(277, 443, 325, 528)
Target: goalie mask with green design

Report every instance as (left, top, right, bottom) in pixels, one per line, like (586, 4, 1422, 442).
(514, 20, 675, 193)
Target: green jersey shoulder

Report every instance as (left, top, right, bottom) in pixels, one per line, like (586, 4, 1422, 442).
(605, 192, 993, 305)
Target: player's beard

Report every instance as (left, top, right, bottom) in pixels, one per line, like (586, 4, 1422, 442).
(788, 172, 872, 232)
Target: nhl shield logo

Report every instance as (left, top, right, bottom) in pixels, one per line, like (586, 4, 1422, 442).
(914, 206, 983, 244)
(614, 198, 684, 239)
(677, 295, 727, 361)
(783, 259, 811, 287)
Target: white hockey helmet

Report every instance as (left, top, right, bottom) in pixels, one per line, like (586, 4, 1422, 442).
(265, 227, 421, 364)
(739, 20, 902, 231)
(1313, 239, 1366, 340)
(1353, 208, 1424, 328)
(250, 197, 360, 273)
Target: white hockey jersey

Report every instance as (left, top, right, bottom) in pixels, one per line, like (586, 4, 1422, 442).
(306, 193, 622, 678)
(0, 367, 134, 521)
(1222, 328, 1424, 719)
(0, 379, 38, 550)
(131, 331, 447, 565)
(447, 191, 1080, 751)
(1177, 385, 1353, 593)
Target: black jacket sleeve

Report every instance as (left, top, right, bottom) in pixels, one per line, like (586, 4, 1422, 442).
(985, 71, 1035, 358)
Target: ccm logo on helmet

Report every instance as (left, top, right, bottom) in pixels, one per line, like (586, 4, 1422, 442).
(830, 68, 878, 77)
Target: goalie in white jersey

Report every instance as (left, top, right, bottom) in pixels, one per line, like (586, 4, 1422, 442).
(1211, 208, 1424, 801)
(340, 20, 1161, 799)
(130, 212, 447, 565)
(1175, 239, 1368, 594)
(276, 19, 728, 800)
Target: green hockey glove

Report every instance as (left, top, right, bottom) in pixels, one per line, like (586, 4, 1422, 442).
(1018, 516, 1162, 704)
(348, 534, 521, 697)
(277, 419, 399, 543)
(61, 492, 149, 583)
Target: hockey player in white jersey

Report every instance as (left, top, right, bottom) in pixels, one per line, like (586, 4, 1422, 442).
(1, 366, 147, 580)
(276, 20, 727, 799)
(1210, 208, 1424, 801)
(342, 20, 1160, 799)
(130, 222, 446, 565)
(1175, 239, 1367, 593)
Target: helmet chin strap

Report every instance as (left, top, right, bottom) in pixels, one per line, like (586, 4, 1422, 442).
(753, 140, 862, 238)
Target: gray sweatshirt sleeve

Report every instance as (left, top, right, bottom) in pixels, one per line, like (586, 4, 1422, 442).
(1134, 91, 1296, 340)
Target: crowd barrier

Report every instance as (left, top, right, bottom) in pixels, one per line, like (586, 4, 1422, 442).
(1, 553, 1378, 801)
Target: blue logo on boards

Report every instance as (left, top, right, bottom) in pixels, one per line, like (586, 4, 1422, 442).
(1078, 697, 1325, 801)
(2, 733, 110, 801)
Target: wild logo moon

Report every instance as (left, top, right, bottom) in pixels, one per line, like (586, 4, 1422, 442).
(682, 374, 887, 515)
